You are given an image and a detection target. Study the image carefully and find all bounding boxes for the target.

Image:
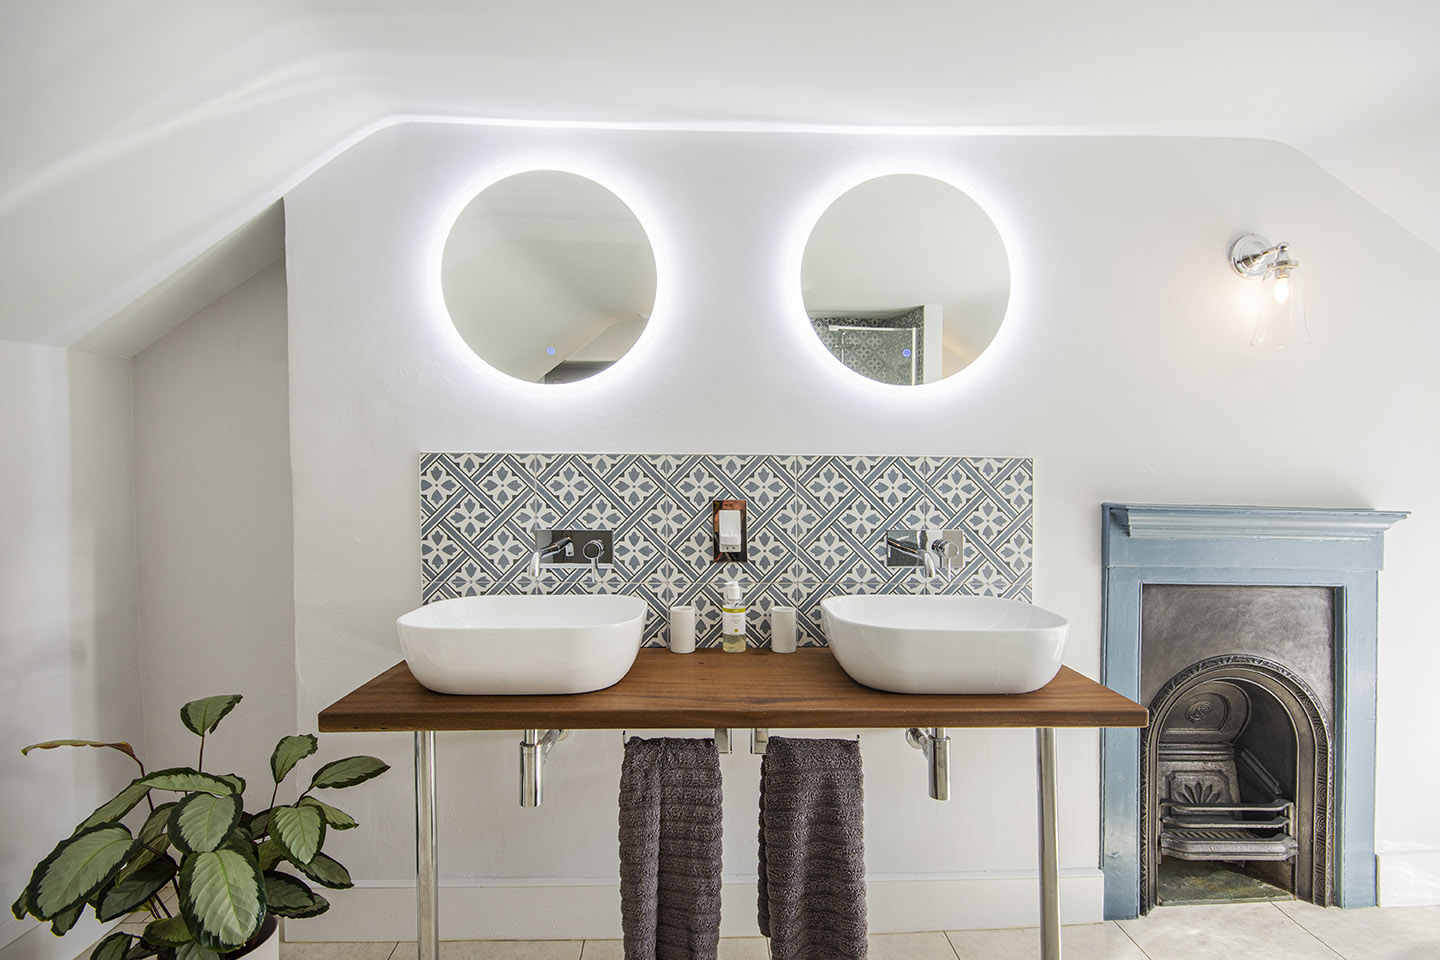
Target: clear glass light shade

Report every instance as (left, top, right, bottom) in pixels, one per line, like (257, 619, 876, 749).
(1251, 262, 1311, 347)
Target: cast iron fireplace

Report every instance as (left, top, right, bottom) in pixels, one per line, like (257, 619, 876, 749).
(1099, 504, 1404, 919)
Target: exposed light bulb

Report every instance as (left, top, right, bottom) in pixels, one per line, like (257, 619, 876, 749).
(1272, 276, 1291, 304)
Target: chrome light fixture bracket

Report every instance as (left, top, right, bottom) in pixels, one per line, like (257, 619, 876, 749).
(1230, 233, 1285, 279)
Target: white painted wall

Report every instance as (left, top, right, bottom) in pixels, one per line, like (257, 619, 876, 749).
(283, 123, 1440, 934)
(131, 262, 295, 806)
(0, 343, 140, 956)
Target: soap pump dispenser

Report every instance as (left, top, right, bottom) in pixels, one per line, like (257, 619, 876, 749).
(721, 580, 748, 653)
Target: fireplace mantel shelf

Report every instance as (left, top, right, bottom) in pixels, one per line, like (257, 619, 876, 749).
(1111, 504, 1409, 542)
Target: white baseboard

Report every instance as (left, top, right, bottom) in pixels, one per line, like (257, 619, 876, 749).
(1378, 850, 1440, 906)
(287, 870, 1105, 942)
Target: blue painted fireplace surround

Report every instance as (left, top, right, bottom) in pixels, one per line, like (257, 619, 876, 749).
(1100, 504, 1407, 919)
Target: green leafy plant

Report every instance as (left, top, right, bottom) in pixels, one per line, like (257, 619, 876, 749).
(11, 695, 389, 959)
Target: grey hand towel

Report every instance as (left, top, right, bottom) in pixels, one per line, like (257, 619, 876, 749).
(618, 737, 723, 960)
(758, 737, 867, 960)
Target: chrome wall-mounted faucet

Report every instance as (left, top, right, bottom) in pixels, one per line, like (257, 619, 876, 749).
(885, 528, 964, 578)
(532, 529, 612, 580)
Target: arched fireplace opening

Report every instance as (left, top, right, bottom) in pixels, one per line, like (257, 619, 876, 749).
(1142, 655, 1331, 911)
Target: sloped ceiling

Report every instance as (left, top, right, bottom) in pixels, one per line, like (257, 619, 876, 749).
(2, 0, 1437, 354)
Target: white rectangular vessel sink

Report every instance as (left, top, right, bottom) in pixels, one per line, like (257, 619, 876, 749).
(397, 595, 646, 695)
(820, 594, 1068, 694)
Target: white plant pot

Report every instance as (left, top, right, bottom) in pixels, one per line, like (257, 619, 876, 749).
(228, 916, 279, 960)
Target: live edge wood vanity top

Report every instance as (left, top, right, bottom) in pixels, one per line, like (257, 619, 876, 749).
(318, 648, 1148, 732)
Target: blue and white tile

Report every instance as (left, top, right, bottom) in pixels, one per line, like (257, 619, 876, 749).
(623, 579, 685, 648)
(674, 580, 792, 650)
(422, 579, 459, 603)
(665, 580, 720, 648)
(994, 521, 1033, 577)
(420, 453, 463, 518)
(420, 453, 535, 584)
(421, 524, 465, 580)
(792, 456, 970, 584)
(795, 580, 886, 647)
(417, 451, 1033, 624)
(667, 455, 795, 580)
(992, 459, 1034, 514)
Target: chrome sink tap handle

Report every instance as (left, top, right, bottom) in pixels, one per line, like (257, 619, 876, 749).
(926, 540, 944, 579)
(926, 531, 964, 580)
(582, 538, 605, 583)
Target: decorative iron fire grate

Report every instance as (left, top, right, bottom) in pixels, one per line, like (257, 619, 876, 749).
(1141, 655, 1331, 910)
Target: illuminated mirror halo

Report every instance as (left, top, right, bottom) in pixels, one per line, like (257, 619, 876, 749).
(800, 173, 1011, 386)
(440, 170, 658, 384)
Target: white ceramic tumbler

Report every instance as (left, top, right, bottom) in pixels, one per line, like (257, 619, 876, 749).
(771, 605, 797, 653)
(669, 605, 697, 653)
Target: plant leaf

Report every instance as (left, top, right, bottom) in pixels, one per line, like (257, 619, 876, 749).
(291, 852, 352, 890)
(95, 858, 177, 921)
(177, 943, 221, 960)
(50, 903, 83, 935)
(262, 872, 330, 919)
(179, 696, 242, 738)
(177, 848, 265, 951)
(246, 809, 270, 838)
(114, 804, 175, 881)
(270, 735, 318, 784)
(124, 940, 159, 960)
(269, 805, 325, 864)
(11, 889, 29, 920)
(298, 797, 358, 830)
(308, 756, 389, 790)
(142, 916, 193, 948)
(90, 931, 133, 960)
(78, 779, 154, 831)
(168, 793, 243, 855)
(216, 773, 246, 795)
(26, 823, 137, 918)
(218, 819, 254, 856)
(139, 803, 176, 844)
(255, 839, 283, 872)
(22, 741, 141, 767)
(139, 768, 236, 796)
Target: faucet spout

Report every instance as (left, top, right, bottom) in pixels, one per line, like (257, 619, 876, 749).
(530, 536, 574, 577)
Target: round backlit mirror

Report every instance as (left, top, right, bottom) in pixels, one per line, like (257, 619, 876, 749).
(801, 174, 1010, 385)
(441, 171, 657, 383)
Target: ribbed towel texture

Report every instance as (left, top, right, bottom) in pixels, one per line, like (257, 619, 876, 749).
(618, 737, 724, 960)
(758, 737, 868, 960)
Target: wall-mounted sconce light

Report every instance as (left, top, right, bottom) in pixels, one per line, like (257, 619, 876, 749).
(1229, 234, 1311, 347)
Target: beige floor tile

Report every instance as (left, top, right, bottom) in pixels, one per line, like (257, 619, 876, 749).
(280, 942, 399, 960)
(579, 940, 623, 960)
(867, 931, 958, 960)
(1275, 901, 1440, 959)
(946, 922, 1147, 960)
(716, 938, 772, 960)
(1117, 902, 1342, 959)
(408, 941, 582, 960)
(580, 937, 768, 959)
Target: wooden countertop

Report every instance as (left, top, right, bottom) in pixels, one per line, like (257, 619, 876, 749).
(318, 649, 1147, 732)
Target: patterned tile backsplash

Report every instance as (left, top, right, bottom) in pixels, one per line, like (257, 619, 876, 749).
(420, 453, 1032, 649)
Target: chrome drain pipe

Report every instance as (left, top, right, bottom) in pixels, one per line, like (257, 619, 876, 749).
(519, 728, 568, 807)
(906, 727, 951, 800)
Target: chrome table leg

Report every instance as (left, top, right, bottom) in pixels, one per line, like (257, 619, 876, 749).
(1036, 727, 1061, 960)
(416, 731, 438, 960)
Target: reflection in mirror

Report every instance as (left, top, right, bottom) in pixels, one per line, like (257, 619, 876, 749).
(801, 174, 1010, 385)
(442, 171, 657, 383)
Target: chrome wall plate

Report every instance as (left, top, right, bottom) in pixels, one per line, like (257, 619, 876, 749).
(535, 529, 613, 565)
